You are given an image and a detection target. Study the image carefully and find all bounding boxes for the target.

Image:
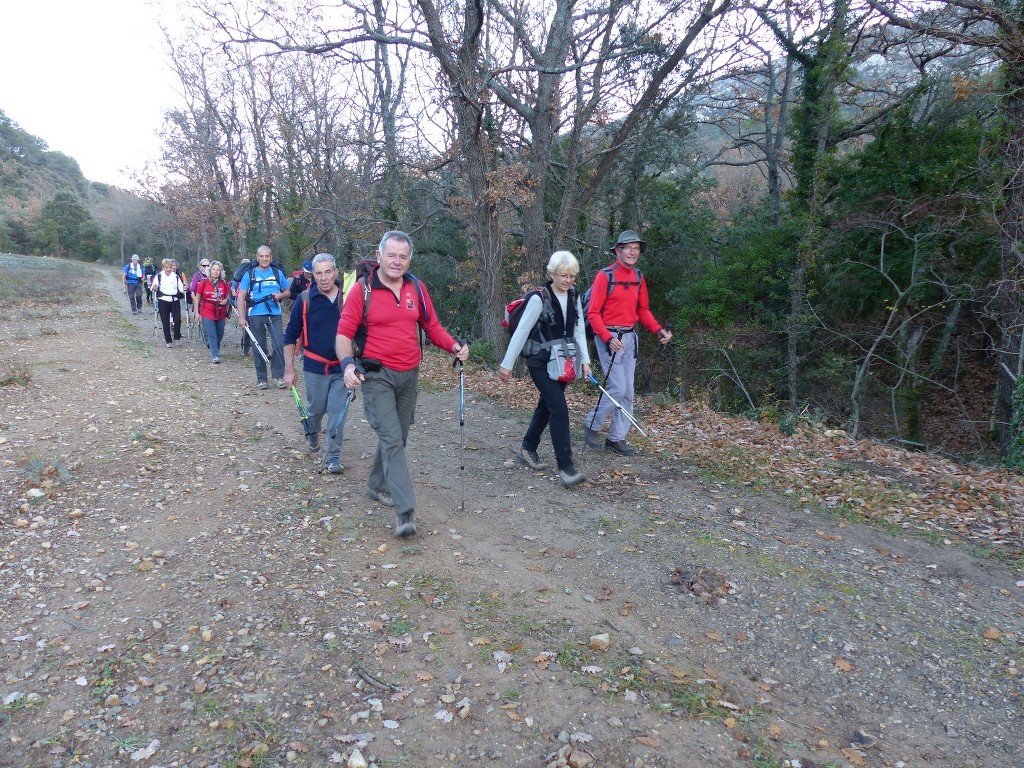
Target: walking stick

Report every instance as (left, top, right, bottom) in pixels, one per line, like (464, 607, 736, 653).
(243, 324, 272, 366)
(290, 385, 316, 438)
(585, 373, 650, 438)
(453, 347, 466, 511)
(328, 388, 357, 443)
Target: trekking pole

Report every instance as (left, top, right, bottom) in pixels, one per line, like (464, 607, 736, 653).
(585, 372, 650, 438)
(290, 385, 316, 438)
(453, 343, 466, 511)
(328, 387, 358, 443)
(243, 324, 272, 366)
(582, 330, 622, 452)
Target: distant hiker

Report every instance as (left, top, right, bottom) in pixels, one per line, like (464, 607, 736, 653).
(142, 257, 156, 305)
(195, 261, 230, 364)
(582, 230, 672, 455)
(232, 257, 252, 356)
(151, 258, 187, 348)
(236, 245, 288, 390)
(122, 254, 145, 314)
(335, 230, 469, 537)
(283, 253, 346, 473)
(189, 258, 211, 317)
(499, 251, 591, 488)
(287, 260, 314, 301)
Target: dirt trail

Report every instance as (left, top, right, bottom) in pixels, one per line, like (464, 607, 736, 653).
(1, 260, 1022, 768)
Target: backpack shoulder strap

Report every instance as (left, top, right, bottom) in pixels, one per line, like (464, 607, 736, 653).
(407, 273, 430, 326)
(299, 289, 311, 349)
(602, 265, 617, 297)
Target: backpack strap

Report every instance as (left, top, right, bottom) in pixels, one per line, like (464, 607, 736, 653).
(354, 269, 430, 357)
(246, 263, 288, 310)
(523, 287, 567, 356)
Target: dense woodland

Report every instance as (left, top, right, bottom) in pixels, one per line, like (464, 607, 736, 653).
(3, 0, 1024, 467)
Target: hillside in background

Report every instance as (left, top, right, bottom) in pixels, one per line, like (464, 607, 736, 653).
(0, 109, 161, 264)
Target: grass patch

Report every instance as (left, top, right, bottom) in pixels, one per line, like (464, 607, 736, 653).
(0, 360, 31, 387)
(20, 454, 72, 486)
(1, 693, 45, 713)
(0, 255, 101, 308)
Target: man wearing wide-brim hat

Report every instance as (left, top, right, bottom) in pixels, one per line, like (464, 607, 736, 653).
(583, 230, 672, 456)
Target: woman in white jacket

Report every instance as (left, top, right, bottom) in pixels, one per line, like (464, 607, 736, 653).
(498, 251, 592, 487)
(151, 258, 187, 347)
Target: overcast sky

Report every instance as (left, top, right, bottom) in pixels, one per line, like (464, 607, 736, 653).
(1, 0, 179, 188)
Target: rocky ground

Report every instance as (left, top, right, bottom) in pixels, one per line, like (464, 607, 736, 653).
(1, 254, 1022, 768)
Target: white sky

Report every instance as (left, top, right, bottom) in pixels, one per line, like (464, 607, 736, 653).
(1, 0, 179, 189)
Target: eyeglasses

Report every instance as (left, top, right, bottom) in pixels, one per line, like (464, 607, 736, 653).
(554, 273, 577, 280)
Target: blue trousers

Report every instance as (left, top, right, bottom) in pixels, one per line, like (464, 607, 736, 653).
(202, 318, 225, 360)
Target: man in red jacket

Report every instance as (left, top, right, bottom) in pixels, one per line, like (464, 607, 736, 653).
(583, 230, 672, 456)
(335, 231, 469, 537)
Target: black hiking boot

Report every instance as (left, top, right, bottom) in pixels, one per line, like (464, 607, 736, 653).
(605, 438, 636, 457)
(514, 445, 547, 471)
(559, 465, 586, 488)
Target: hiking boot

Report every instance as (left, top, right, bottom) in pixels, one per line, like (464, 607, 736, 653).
(305, 432, 320, 453)
(257, 381, 269, 390)
(583, 428, 603, 449)
(166, 343, 173, 349)
(605, 438, 636, 456)
(212, 357, 220, 364)
(275, 379, 286, 389)
(365, 488, 395, 507)
(395, 511, 417, 538)
(559, 465, 586, 488)
(326, 457, 343, 474)
(514, 445, 547, 471)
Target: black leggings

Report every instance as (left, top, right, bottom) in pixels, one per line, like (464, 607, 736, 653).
(158, 300, 182, 343)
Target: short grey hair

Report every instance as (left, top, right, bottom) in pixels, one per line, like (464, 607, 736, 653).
(208, 260, 224, 275)
(546, 250, 579, 278)
(312, 252, 336, 269)
(378, 230, 414, 259)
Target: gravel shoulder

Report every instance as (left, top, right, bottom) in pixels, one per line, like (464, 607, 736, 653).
(1, 258, 1022, 768)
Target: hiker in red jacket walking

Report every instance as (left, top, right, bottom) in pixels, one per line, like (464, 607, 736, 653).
(583, 230, 672, 456)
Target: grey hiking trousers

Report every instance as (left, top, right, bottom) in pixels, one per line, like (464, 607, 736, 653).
(362, 366, 419, 516)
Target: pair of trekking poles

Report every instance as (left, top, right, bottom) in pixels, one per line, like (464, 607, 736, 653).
(583, 331, 650, 446)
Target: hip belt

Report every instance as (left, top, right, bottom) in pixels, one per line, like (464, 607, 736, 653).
(606, 325, 636, 333)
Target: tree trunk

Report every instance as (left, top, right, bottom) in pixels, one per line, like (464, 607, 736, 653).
(416, 0, 504, 346)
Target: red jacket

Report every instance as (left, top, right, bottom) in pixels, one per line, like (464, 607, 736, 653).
(586, 262, 662, 343)
(195, 278, 231, 321)
(337, 272, 456, 371)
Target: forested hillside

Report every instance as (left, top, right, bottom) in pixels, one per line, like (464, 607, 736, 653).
(5, 1, 1024, 467)
(0, 110, 162, 264)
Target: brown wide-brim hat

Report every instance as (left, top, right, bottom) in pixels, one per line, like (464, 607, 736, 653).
(610, 230, 647, 254)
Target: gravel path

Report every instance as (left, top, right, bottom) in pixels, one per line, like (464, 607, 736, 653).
(1, 258, 1022, 768)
